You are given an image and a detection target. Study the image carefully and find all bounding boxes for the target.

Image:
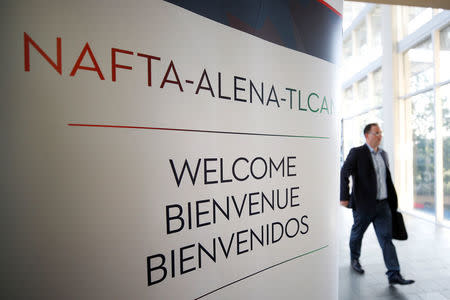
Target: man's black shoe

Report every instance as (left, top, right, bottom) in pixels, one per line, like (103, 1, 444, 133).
(388, 273, 415, 285)
(351, 259, 364, 274)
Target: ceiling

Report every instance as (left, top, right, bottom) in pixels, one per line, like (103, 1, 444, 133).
(347, 0, 450, 9)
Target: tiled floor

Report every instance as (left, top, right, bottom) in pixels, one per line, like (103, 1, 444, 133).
(338, 208, 450, 300)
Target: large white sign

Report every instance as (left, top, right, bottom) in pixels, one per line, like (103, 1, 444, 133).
(1, 1, 342, 299)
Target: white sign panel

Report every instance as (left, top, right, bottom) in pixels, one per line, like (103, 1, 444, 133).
(1, 1, 342, 299)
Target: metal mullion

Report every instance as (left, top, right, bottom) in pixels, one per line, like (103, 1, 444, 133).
(399, 86, 434, 100)
(398, 80, 450, 100)
(433, 30, 444, 224)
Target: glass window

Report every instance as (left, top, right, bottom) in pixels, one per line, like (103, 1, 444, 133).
(355, 22, 368, 57)
(405, 7, 432, 36)
(343, 86, 358, 117)
(439, 25, 450, 83)
(404, 38, 433, 94)
(357, 77, 368, 110)
(343, 37, 353, 63)
(441, 84, 450, 220)
(358, 77, 368, 99)
(341, 3, 449, 223)
(343, 87, 353, 114)
(369, 6, 382, 57)
(342, 37, 354, 80)
(372, 68, 383, 107)
(410, 91, 435, 216)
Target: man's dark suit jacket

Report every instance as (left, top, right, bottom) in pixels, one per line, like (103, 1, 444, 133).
(340, 144, 398, 217)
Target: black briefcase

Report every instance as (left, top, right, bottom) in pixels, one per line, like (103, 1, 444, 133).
(392, 211, 408, 240)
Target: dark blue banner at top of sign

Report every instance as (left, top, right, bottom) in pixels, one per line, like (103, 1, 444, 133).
(164, 0, 342, 64)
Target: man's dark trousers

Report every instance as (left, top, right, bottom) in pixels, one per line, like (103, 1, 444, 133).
(350, 199, 400, 278)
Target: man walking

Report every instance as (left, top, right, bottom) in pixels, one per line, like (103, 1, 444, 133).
(340, 123, 414, 285)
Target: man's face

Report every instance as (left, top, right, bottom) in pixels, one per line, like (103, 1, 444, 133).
(365, 125, 382, 148)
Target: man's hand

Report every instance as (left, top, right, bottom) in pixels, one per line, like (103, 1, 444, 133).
(340, 200, 349, 208)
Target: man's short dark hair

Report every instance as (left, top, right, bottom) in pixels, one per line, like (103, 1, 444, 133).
(364, 123, 379, 135)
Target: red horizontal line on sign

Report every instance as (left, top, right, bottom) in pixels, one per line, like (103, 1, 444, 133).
(67, 123, 329, 139)
(316, 0, 342, 17)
